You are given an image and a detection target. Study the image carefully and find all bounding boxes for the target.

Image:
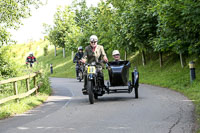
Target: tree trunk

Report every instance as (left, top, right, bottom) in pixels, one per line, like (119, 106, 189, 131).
(54, 45, 57, 56)
(141, 50, 146, 66)
(159, 52, 163, 67)
(63, 47, 66, 58)
(125, 51, 127, 60)
(180, 53, 185, 68)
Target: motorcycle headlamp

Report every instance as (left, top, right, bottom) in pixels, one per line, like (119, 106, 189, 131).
(91, 62, 96, 66)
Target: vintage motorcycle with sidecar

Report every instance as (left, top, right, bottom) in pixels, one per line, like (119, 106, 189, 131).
(83, 61, 139, 104)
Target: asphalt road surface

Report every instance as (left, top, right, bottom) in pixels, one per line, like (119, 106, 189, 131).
(0, 78, 196, 133)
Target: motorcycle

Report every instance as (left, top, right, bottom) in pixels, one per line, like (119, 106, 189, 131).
(83, 61, 139, 104)
(86, 62, 106, 104)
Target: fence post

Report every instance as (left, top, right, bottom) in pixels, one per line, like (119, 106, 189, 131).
(26, 79, 30, 91)
(33, 76, 38, 94)
(13, 81, 19, 103)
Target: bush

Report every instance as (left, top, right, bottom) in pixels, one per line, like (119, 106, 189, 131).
(43, 45, 48, 56)
(0, 47, 18, 78)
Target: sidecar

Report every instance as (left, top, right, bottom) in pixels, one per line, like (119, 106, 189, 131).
(106, 61, 139, 98)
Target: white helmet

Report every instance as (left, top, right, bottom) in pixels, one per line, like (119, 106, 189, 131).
(78, 46, 83, 50)
(112, 50, 120, 56)
(90, 35, 98, 42)
(29, 52, 33, 55)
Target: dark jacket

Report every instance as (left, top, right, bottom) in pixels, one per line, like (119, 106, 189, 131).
(73, 52, 84, 64)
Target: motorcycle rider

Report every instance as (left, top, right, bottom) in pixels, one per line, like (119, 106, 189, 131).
(112, 50, 122, 61)
(81, 35, 108, 93)
(26, 52, 37, 67)
(73, 46, 84, 80)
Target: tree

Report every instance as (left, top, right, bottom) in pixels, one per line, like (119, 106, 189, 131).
(153, 0, 200, 67)
(109, 0, 158, 65)
(45, 6, 81, 58)
(0, 0, 43, 46)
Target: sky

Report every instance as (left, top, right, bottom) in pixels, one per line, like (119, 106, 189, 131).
(11, 0, 100, 44)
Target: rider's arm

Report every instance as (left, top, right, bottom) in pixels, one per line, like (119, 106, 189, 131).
(80, 48, 88, 63)
(100, 46, 108, 62)
(73, 53, 78, 63)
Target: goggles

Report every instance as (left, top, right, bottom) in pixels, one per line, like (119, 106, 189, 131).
(113, 54, 120, 56)
(90, 41, 97, 44)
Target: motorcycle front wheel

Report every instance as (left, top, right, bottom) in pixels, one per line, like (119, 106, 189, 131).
(87, 80, 94, 104)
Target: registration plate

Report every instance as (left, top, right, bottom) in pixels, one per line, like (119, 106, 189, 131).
(87, 66, 96, 74)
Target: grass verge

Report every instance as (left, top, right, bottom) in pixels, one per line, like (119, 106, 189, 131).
(0, 94, 48, 119)
(0, 41, 52, 119)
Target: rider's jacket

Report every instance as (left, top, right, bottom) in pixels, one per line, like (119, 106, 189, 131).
(26, 56, 36, 64)
(73, 52, 84, 64)
(82, 45, 107, 64)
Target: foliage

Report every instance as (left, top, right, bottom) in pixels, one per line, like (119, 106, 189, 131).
(43, 45, 48, 56)
(45, 0, 200, 63)
(44, 6, 81, 51)
(0, 47, 18, 78)
(0, 41, 52, 120)
(0, 0, 43, 46)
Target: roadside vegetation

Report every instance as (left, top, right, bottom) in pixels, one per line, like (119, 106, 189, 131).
(0, 40, 51, 119)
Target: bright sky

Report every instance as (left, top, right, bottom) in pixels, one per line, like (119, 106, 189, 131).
(11, 0, 100, 44)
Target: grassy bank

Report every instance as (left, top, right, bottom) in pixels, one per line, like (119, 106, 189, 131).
(0, 40, 52, 119)
(37, 48, 76, 78)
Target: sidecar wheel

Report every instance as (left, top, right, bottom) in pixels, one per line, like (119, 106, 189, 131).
(88, 80, 94, 104)
(135, 86, 138, 98)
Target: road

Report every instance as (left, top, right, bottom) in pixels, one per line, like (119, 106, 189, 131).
(0, 78, 196, 133)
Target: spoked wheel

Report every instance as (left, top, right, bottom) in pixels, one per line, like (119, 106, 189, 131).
(79, 71, 83, 82)
(128, 81, 133, 93)
(87, 80, 94, 104)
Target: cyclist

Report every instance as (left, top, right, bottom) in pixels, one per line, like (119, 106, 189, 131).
(26, 52, 37, 67)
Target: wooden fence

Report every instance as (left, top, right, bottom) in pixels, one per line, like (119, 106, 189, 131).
(0, 71, 42, 105)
